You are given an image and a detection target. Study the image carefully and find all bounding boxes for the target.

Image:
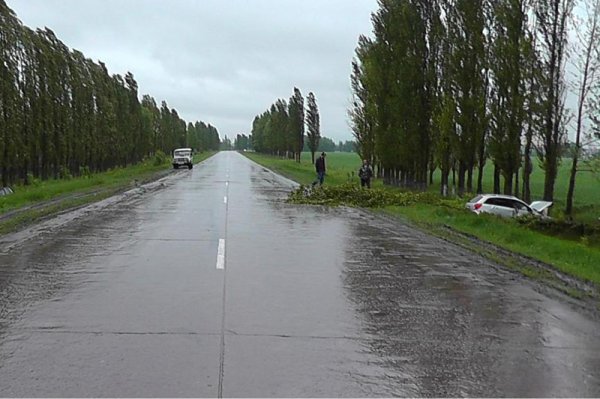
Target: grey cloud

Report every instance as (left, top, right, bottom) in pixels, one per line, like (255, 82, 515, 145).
(8, 0, 378, 141)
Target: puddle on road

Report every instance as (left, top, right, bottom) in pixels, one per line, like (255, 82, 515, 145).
(336, 213, 600, 396)
(240, 154, 600, 396)
(1, 153, 599, 397)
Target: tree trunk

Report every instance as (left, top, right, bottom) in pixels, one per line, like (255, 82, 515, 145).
(440, 167, 449, 197)
(457, 163, 466, 196)
(543, 146, 558, 201)
(452, 164, 456, 188)
(22, 159, 29, 185)
(565, 152, 578, 217)
(466, 167, 473, 193)
(1, 161, 7, 188)
(522, 164, 532, 202)
(476, 159, 485, 194)
(503, 173, 513, 195)
(493, 164, 501, 194)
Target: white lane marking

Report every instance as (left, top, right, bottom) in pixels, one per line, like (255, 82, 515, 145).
(224, 196, 228, 204)
(225, 181, 229, 187)
(216, 239, 225, 270)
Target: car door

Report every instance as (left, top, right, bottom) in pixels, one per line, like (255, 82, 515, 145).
(481, 197, 499, 215)
(494, 198, 516, 217)
(510, 199, 533, 217)
(482, 197, 510, 217)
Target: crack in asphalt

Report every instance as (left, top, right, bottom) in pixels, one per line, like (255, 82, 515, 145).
(133, 238, 216, 242)
(15, 329, 221, 336)
(224, 330, 371, 341)
(8, 328, 595, 351)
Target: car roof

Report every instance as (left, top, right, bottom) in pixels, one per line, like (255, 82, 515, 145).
(477, 194, 524, 201)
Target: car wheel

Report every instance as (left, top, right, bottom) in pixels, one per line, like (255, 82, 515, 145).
(189, 164, 193, 169)
(173, 165, 178, 169)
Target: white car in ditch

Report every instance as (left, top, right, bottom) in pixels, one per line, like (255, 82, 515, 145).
(466, 194, 553, 218)
(172, 148, 193, 170)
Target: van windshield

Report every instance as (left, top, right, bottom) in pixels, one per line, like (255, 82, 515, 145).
(174, 150, 191, 157)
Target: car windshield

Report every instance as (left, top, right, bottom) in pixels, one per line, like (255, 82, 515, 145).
(174, 150, 190, 157)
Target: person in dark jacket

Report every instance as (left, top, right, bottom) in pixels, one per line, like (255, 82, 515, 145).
(313, 152, 326, 186)
(358, 159, 373, 188)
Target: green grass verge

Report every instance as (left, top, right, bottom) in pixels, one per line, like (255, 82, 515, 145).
(383, 204, 600, 286)
(243, 151, 364, 186)
(0, 189, 120, 236)
(243, 151, 600, 288)
(0, 151, 217, 232)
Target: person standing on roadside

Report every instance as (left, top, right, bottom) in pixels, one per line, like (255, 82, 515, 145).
(313, 152, 326, 186)
(358, 159, 373, 188)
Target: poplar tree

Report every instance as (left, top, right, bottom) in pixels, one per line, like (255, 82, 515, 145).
(445, 0, 489, 194)
(287, 88, 304, 162)
(0, 1, 219, 186)
(521, 28, 544, 203)
(0, 2, 20, 186)
(535, 0, 575, 201)
(565, 0, 600, 216)
(488, 0, 531, 195)
(306, 92, 321, 164)
(349, 36, 376, 168)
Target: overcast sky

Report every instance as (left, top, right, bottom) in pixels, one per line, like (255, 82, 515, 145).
(8, 0, 379, 142)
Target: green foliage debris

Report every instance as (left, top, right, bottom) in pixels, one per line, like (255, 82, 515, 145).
(288, 183, 440, 207)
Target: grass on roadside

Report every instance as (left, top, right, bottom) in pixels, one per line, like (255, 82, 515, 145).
(0, 190, 120, 236)
(242, 151, 600, 288)
(244, 151, 365, 186)
(383, 204, 600, 286)
(0, 151, 216, 217)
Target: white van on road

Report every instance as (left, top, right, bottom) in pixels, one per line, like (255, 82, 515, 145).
(172, 148, 193, 170)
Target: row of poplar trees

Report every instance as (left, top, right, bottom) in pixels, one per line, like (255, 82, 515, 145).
(349, 0, 600, 214)
(0, 2, 220, 187)
(251, 88, 322, 163)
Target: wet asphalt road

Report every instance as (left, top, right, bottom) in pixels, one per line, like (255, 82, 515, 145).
(0, 151, 599, 397)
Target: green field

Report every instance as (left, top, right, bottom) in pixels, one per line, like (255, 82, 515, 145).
(244, 151, 366, 186)
(245, 151, 599, 221)
(431, 158, 600, 222)
(243, 151, 600, 289)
